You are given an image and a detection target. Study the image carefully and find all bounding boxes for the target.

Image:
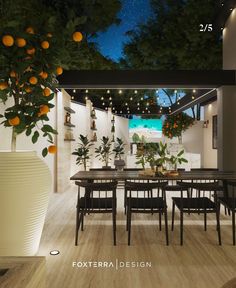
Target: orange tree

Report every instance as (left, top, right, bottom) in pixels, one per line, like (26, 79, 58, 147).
(0, 0, 84, 156)
(162, 112, 195, 139)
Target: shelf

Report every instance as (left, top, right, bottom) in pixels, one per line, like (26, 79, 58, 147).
(64, 106, 75, 114)
(64, 139, 76, 141)
(64, 122, 75, 128)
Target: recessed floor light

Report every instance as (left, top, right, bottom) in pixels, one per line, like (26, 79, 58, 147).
(50, 250, 60, 256)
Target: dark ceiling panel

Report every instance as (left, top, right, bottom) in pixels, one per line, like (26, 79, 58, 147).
(58, 70, 235, 89)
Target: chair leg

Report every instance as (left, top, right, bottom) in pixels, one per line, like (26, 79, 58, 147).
(216, 206, 222, 246)
(180, 211, 183, 246)
(128, 207, 132, 246)
(171, 201, 175, 231)
(124, 189, 127, 215)
(232, 210, 235, 246)
(164, 207, 169, 246)
(159, 211, 162, 231)
(113, 208, 116, 246)
(204, 210, 207, 231)
(81, 210, 84, 231)
(75, 210, 82, 246)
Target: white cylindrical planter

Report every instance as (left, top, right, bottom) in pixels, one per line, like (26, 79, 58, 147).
(0, 151, 51, 256)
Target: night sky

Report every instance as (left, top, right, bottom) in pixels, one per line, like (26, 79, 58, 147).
(95, 0, 153, 62)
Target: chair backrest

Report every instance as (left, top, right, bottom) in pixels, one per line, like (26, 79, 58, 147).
(75, 181, 118, 211)
(177, 180, 222, 192)
(123, 168, 143, 171)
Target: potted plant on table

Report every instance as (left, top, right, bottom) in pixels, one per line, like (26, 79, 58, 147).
(113, 137, 125, 170)
(169, 150, 188, 175)
(95, 136, 113, 168)
(0, 0, 84, 256)
(72, 135, 93, 171)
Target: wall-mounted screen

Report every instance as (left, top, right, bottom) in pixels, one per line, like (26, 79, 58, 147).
(129, 119, 162, 141)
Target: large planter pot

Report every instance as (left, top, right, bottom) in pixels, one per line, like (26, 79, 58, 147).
(0, 151, 51, 256)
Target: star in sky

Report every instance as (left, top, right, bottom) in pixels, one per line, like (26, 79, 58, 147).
(95, 0, 153, 62)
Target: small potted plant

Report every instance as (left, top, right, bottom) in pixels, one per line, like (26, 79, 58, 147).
(72, 135, 93, 171)
(169, 149, 188, 175)
(95, 136, 113, 168)
(113, 137, 125, 170)
(155, 141, 170, 172)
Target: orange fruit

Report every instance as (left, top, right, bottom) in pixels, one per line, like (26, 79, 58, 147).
(46, 33, 52, 37)
(9, 116, 20, 126)
(10, 71, 17, 78)
(72, 31, 83, 42)
(39, 71, 48, 79)
(29, 76, 38, 85)
(26, 27, 34, 34)
(16, 37, 26, 47)
(56, 66, 63, 75)
(39, 105, 50, 115)
(41, 40, 49, 49)
(27, 47, 35, 55)
(43, 87, 51, 97)
(0, 82, 8, 90)
(48, 145, 57, 154)
(2, 35, 14, 47)
(25, 86, 32, 93)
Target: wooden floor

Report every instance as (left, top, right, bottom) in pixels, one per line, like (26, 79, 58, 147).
(38, 185, 236, 288)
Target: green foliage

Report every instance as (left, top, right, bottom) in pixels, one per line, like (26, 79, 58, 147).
(169, 150, 188, 170)
(95, 136, 113, 166)
(132, 133, 140, 143)
(155, 141, 170, 167)
(122, 0, 221, 70)
(113, 137, 125, 160)
(162, 112, 195, 139)
(72, 134, 93, 170)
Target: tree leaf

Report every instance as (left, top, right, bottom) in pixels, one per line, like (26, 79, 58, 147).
(42, 147, 48, 157)
(32, 131, 39, 143)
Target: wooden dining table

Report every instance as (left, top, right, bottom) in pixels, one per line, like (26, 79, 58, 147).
(70, 170, 236, 182)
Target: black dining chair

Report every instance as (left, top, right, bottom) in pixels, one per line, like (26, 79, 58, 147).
(171, 181, 222, 245)
(75, 180, 118, 245)
(217, 181, 236, 245)
(125, 181, 169, 245)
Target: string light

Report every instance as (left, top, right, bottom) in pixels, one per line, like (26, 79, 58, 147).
(134, 90, 138, 94)
(174, 90, 177, 94)
(130, 97, 133, 101)
(101, 96, 104, 100)
(102, 102, 105, 106)
(120, 110, 122, 113)
(137, 103, 140, 106)
(142, 110, 144, 114)
(110, 101, 112, 105)
(148, 111, 151, 114)
(125, 102, 128, 106)
(119, 90, 122, 94)
(71, 96, 74, 100)
(141, 97, 144, 100)
(85, 89, 88, 93)
(85, 96, 88, 100)
(112, 107, 115, 110)
(193, 89, 196, 93)
(107, 90, 110, 94)
(137, 107, 140, 110)
(192, 95, 195, 100)
(105, 107, 108, 110)
(73, 89, 76, 93)
(177, 101, 180, 105)
(109, 96, 112, 100)
(145, 107, 148, 110)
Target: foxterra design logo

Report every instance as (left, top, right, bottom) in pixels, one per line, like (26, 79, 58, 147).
(72, 260, 152, 270)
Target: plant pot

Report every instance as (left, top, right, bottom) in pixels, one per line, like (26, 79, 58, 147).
(114, 159, 125, 171)
(0, 151, 51, 256)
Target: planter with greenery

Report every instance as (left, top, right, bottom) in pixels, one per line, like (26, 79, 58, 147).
(95, 136, 113, 168)
(113, 137, 125, 170)
(72, 135, 93, 171)
(0, 0, 84, 256)
(169, 150, 188, 172)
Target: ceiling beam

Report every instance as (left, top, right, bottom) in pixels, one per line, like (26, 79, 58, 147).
(58, 70, 236, 89)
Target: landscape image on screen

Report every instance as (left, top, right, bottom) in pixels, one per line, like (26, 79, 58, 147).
(129, 119, 162, 140)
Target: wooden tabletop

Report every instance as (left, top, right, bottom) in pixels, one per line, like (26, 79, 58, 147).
(70, 170, 236, 181)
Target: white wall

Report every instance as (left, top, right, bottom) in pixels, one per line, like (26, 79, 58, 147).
(0, 97, 56, 191)
(203, 102, 217, 168)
